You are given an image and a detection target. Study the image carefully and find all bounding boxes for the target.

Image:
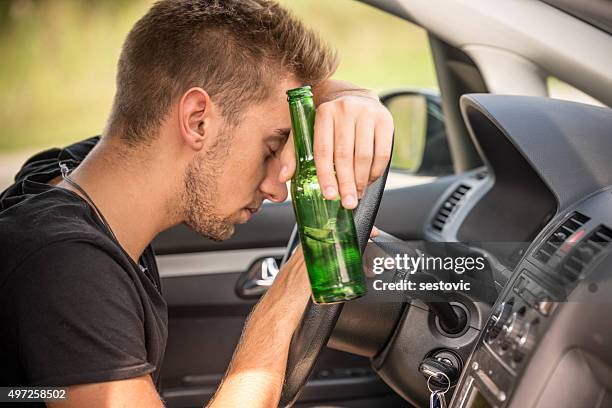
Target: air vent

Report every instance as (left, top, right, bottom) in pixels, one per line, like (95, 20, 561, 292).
(534, 212, 590, 264)
(431, 184, 471, 232)
(561, 224, 612, 282)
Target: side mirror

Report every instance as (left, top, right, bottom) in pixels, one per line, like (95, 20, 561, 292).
(380, 89, 453, 176)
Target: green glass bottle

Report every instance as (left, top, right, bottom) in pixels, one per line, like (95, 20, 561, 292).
(287, 86, 366, 304)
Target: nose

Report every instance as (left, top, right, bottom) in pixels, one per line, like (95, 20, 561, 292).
(260, 158, 289, 203)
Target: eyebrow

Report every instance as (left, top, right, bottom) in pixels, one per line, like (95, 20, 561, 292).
(269, 128, 291, 141)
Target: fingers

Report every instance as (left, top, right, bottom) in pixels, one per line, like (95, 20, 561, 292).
(370, 226, 380, 238)
(313, 104, 338, 199)
(354, 116, 375, 199)
(333, 111, 358, 209)
(310, 93, 394, 210)
(278, 131, 296, 182)
(369, 110, 394, 184)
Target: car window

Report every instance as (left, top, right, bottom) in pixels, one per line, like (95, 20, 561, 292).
(278, 0, 437, 92)
(282, 0, 443, 190)
(0, 0, 440, 191)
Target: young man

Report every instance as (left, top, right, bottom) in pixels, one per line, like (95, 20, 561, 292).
(0, 0, 393, 406)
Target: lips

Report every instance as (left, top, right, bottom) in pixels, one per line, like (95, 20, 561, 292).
(246, 202, 262, 214)
(240, 206, 260, 222)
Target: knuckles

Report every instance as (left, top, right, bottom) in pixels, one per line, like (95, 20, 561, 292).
(354, 152, 372, 163)
(355, 181, 368, 191)
(314, 140, 333, 155)
(334, 149, 352, 161)
(317, 96, 394, 133)
(338, 181, 356, 191)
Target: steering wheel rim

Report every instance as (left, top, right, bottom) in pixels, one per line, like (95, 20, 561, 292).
(278, 158, 391, 407)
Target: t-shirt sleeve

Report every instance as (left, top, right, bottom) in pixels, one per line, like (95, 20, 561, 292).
(14, 241, 155, 386)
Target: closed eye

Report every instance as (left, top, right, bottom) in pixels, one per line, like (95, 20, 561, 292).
(268, 141, 282, 157)
(264, 129, 288, 160)
(265, 144, 278, 161)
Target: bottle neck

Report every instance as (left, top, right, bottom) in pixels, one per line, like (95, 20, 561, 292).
(288, 97, 316, 171)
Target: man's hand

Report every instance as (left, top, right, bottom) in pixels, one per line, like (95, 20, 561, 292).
(278, 79, 394, 209)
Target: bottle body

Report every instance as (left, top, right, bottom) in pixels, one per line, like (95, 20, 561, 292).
(287, 86, 366, 304)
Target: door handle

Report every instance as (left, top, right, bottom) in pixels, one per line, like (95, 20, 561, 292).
(235, 256, 281, 299)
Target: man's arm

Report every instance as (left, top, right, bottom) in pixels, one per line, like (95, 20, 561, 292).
(207, 248, 310, 407)
(279, 79, 394, 208)
(48, 375, 164, 408)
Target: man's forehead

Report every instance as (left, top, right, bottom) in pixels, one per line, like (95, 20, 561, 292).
(241, 77, 301, 135)
(272, 76, 303, 103)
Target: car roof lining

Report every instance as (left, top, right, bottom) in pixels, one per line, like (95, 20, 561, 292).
(541, 0, 612, 35)
(357, 0, 612, 107)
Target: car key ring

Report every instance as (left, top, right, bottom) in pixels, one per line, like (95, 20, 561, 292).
(427, 371, 451, 394)
(428, 372, 450, 408)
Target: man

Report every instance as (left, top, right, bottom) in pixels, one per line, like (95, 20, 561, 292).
(0, 0, 393, 406)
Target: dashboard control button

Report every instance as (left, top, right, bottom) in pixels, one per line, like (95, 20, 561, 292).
(486, 301, 513, 342)
(474, 369, 506, 402)
(520, 289, 537, 306)
(502, 312, 535, 363)
(537, 298, 555, 316)
(514, 323, 535, 362)
(513, 276, 527, 294)
(577, 245, 595, 261)
(502, 313, 526, 346)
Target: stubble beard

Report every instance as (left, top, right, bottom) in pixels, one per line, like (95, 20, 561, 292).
(182, 131, 235, 242)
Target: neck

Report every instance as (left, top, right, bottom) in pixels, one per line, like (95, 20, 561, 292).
(59, 136, 185, 263)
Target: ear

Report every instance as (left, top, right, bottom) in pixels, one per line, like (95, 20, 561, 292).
(178, 87, 211, 151)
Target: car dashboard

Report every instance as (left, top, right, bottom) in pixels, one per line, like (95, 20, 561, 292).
(369, 94, 612, 407)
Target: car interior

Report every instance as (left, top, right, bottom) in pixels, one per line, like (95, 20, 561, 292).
(151, 0, 612, 407)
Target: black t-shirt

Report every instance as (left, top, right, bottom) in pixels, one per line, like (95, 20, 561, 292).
(0, 138, 168, 397)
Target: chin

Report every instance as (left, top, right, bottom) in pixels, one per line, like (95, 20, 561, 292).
(216, 222, 237, 240)
(208, 231, 234, 242)
(185, 218, 235, 242)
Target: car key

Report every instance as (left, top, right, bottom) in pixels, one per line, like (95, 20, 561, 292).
(427, 372, 450, 408)
(430, 389, 443, 408)
(419, 356, 459, 388)
(429, 387, 448, 408)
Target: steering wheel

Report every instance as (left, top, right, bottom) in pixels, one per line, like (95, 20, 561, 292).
(278, 159, 391, 407)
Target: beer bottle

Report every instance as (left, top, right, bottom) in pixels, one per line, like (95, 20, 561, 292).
(287, 86, 366, 304)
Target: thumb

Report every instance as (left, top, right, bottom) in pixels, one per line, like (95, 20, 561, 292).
(370, 226, 380, 238)
(278, 131, 296, 182)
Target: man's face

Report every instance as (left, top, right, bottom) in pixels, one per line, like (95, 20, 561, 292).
(183, 77, 301, 241)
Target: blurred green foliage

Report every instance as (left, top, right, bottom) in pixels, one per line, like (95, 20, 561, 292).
(0, 0, 437, 153)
